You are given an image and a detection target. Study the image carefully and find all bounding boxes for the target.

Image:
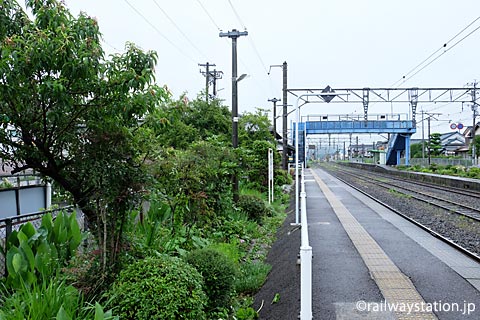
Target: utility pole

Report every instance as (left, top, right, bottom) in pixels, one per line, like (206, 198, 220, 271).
(424, 112, 441, 165)
(471, 81, 478, 165)
(268, 62, 288, 170)
(199, 62, 214, 103)
(219, 29, 248, 202)
(421, 110, 425, 160)
(268, 98, 281, 139)
(211, 69, 223, 97)
(199, 63, 223, 103)
(282, 62, 288, 170)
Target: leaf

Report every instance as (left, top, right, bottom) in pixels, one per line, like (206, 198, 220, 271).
(56, 305, 71, 320)
(271, 293, 280, 304)
(68, 212, 82, 254)
(35, 241, 53, 277)
(94, 302, 105, 320)
(11, 252, 25, 273)
(41, 213, 54, 235)
(19, 222, 36, 239)
(19, 238, 36, 271)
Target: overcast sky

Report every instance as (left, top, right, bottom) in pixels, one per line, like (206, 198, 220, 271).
(56, 1, 480, 142)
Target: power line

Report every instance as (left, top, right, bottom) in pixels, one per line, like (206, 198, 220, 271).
(151, 0, 208, 60)
(226, 0, 274, 95)
(391, 16, 480, 87)
(123, 0, 197, 64)
(227, 0, 246, 30)
(102, 39, 121, 53)
(402, 24, 480, 85)
(195, 0, 221, 31)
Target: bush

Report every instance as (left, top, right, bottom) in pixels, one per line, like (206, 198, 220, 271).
(207, 242, 242, 265)
(237, 194, 273, 223)
(0, 275, 117, 319)
(4, 211, 83, 290)
(235, 261, 271, 295)
(274, 169, 292, 186)
(186, 248, 238, 312)
(109, 255, 207, 320)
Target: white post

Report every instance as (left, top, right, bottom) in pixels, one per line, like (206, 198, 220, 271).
(46, 182, 52, 209)
(268, 148, 273, 203)
(304, 128, 307, 168)
(270, 148, 274, 202)
(300, 179, 312, 319)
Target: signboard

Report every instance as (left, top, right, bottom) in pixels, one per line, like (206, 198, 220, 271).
(450, 123, 464, 130)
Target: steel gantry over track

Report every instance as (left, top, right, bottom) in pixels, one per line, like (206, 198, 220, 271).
(289, 86, 479, 166)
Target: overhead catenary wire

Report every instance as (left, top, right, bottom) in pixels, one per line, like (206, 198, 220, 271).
(401, 24, 480, 85)
(391, 16, 480, 88)
(195, 0, 221, 31)
(226, 0, 275, 96)
(227, 0, 246, 30)
(123, 0, 197, 64)
(152, 0, 209, 60)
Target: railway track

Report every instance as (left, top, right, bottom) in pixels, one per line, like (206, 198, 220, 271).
(332, 165, 480, 222)
(317, 163, 480, 262)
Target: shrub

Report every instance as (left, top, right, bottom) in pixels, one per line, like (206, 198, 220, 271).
(4, 211, 82, 290)
(186, 248, 238, 312)
(274, 169, 292, 186)
(0, 275, 117, 319)
(207, 242, 242, 265)
(0, 276, 81, 319)
(109, 255, 207, 320)
(235, 261, 271, 295)
(237, 194, 273, 223)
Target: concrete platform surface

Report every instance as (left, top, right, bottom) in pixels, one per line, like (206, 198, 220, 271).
(307, 168, 480, 320)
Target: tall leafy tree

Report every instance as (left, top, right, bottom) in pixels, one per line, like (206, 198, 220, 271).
(0, 0, 167, 272)
(410, 142, 424, 158)
(428, 133, 443, 156)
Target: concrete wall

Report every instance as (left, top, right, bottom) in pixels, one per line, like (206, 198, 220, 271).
(0, 185, 47, 219)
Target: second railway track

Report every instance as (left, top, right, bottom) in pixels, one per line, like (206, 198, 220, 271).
(318, 162, 480, 258)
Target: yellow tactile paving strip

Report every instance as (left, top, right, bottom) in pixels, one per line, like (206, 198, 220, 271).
(311, 170, 438, 319)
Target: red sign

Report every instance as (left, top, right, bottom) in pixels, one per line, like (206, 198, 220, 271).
(450, 123, 457, 130)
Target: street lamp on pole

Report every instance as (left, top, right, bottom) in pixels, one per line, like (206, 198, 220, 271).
(220, 29, 248, 202)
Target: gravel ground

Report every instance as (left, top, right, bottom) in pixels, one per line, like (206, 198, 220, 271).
(320, 163, 480, 256)
(252, 193, 300, 319)
(252, 164, 480, 319)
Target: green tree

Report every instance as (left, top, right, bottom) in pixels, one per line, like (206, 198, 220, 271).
(153, 95, 231, 149)
(239, 108, 274, 147)
(410, 142, 424, 158)
(428, 133, 443, 156)
(0, 0, 167, 272)
(151, 138, 236, 233)
(185, 96, 231, 141)
(470, 135, 480, 159)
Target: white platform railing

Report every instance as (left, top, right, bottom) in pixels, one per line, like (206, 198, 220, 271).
(299, 164, 312, 319)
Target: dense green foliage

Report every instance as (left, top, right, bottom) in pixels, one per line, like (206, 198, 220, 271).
(186, 248, 238, 311)
(237, 194, 273, 223)
(4, 211, 82, 289)
(109, 256, 207, 320)
(471, 135, 480, 158)
(398, 164, 480, 179)
(235, 261, 272, 295)
(428, 133, 443, 156)
(0, 1, 292, 318)
(410, 142, 424, 158)
(0, 0, 168, 271)
(0, 212, 115, 319)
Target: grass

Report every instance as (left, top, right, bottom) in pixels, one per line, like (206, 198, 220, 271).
(388, 188, 411, 198)
(235, 261, 272, 295)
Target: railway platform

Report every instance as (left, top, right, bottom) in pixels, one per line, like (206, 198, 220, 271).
(304, 167, 480, 319)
